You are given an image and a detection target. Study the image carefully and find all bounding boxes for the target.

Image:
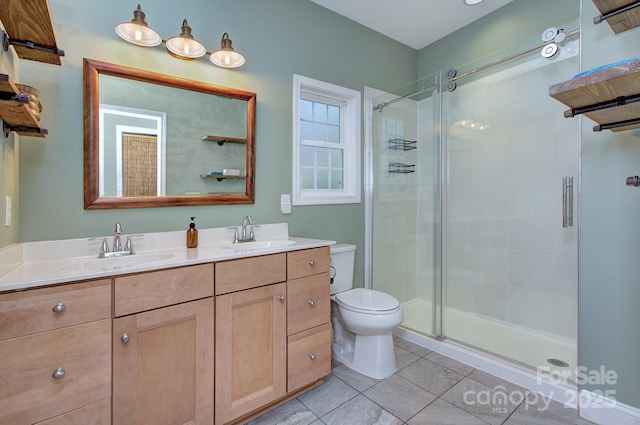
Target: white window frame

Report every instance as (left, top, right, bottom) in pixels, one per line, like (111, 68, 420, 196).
(293, 74, 361, 205)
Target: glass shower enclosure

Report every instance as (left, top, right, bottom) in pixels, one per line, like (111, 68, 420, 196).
(369, 32, 580, 375)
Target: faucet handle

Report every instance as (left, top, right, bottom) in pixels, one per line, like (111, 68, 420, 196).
(227, 226, 240, 243)
(114, 223, 122, 234)
(125, 236, 135, 254)
(99, 238, 109, 258)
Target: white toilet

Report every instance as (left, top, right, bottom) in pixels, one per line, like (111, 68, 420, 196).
(330, 244, 404, 379)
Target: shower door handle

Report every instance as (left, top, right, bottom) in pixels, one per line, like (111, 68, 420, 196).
(562, 176, 574, 228)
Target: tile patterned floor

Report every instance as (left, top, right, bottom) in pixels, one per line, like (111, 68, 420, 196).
(248, 336, 596, 425)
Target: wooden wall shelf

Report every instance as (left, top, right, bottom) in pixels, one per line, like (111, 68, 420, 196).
(592, 0, 640, 34)
(0, 73, 47, 137)
(202, 135, 247, 146)
(200, 174, 246, 182)
(0, 0, 64, 65)
(549, 59, 640, 132)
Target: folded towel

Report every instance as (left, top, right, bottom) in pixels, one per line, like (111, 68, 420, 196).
(573, 58, 640, 78)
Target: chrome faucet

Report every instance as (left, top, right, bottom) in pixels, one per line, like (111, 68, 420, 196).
(98, 223, 136, 258)
(241, 215, 254, 240)
(230, 215, 257, 243)
(113, 223, 123, 252)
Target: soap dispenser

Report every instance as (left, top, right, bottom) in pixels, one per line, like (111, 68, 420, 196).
(187, 217, 198, 248)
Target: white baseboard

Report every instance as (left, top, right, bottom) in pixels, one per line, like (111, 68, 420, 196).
(394, 329, 640, 425)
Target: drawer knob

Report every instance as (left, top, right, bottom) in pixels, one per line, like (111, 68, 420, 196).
(52, 303, 65, 313)
(309, 353, 316, 360)
(121, 333, 130, 344)
(308, 299, 315, 307)
(278, 295, 286, 303)
(52, 367, 65, 379)
(307, 260, 315, 266)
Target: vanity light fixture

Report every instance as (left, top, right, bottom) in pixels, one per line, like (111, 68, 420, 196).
(115, 4, 161, 47)
(210, 33, 246, 68)
(165, 20, 206, 59)
(115, 4, 246, 68)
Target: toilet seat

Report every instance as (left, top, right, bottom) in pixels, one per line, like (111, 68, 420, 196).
(335, 288, 400, 315)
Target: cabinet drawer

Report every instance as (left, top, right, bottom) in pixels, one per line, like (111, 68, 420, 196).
(0, 319, 111, 425)
(215, 253, 286, 295)
(287, 323, 331, 392)
(287, 273, 330, 335)
(36, 399, 110, 425)
(287, 247, 330, 280)
(0, 279, 111, 341)
(114, 263, 213, 317)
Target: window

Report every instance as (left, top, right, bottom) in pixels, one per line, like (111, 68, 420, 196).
(293, 75, 361, 205)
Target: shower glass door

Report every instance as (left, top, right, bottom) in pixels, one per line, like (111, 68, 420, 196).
(370, 73, 440, 337)
(442, 39, 579, 372)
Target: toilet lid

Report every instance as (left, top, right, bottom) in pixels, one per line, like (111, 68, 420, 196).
(335, 288, 400, 313)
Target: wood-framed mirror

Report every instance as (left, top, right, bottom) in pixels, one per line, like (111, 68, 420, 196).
(83, 58, 256, 209)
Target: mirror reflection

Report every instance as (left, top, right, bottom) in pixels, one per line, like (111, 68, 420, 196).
(84, 58, 256, 209)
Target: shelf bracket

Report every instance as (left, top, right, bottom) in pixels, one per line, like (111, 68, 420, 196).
(2, 30, 65, 58)
(2, 121, 48, 138)
(0, 91, 30, 104)
(593, 117, 640, 132)
(593, 0, 640, 24)
(564, 93, 640, 118)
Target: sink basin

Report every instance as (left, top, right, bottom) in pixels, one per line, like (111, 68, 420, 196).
(57, 253, 175, 274)
(221, 240, 296, 251)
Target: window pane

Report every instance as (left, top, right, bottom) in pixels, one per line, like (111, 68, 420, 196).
(328, 125, 340, 143)
(300, 99, 313, 121)
(300, 121, 312, 140)
(317, 169, 329, 189)
(331, 170, 344, 189)
(316, 147, 329, 167)
(301, 167, 315, 189)
(300, 146, 315, 166)
(313, 102, 327, 122)
(328, 105, 340, 125)
(330, 149, 343, 168)
(313, 123, 327, 141)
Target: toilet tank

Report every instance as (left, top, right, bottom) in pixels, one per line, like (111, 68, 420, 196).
(330, 244, 356, 295)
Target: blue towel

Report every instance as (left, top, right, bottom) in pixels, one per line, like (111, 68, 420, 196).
(574, 58, 640, 78)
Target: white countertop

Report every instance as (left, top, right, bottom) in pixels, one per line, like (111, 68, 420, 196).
(0, 223, 335, 292)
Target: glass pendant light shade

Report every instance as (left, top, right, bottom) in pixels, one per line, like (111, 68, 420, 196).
(115, 4, 161, 47)
(210, 33, 246, 68)
(165, 19, 206, 59)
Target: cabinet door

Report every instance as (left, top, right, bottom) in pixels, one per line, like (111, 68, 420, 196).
(113, 298, 214, 425)
(215, 283, 287, 424)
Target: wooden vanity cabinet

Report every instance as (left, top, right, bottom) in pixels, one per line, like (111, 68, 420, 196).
(286, 247, 332, 392)
(214, 249, 331, 424)
(112, 264, 214, 425)
(215, 253, 288, 424)
(0, 279, 112, 425)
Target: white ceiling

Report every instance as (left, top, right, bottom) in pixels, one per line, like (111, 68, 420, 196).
(309, 0, 514, 50)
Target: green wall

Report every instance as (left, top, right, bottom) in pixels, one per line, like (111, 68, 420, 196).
(16, 0, 417, 288)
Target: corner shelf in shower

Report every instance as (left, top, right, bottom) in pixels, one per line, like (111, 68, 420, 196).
(388, 162, 415, 174)
(388, 138, 417, 151)
(592, 0, 640, 34)
(549, 59, 640, 132)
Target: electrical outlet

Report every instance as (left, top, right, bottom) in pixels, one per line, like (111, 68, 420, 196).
(5, 195, 11, 227)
